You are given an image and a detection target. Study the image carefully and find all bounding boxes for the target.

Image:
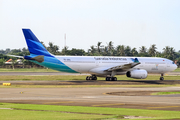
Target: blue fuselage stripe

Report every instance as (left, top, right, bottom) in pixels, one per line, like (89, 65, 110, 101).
(29, 56, 78, 73)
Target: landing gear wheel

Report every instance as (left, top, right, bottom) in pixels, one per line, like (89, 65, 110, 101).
(86, 76, 89, 80)
(113, 77, 117, 81)
(160, 77, 164, 81)
(92, 75, 97, 80)
(160, 73, 164, 81)
(106, 77, 109, 81)
(106, 77, 117, 81)
(86, 75, 97, 81)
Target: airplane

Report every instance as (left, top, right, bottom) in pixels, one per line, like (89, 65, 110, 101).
(9, 29, 177, 81)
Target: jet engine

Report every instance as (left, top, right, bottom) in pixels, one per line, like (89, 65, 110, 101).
(126, 69, 148, 79)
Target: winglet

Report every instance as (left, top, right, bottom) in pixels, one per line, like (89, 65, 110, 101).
(134, 58, 139, 63)
(131, 58, 139, 63)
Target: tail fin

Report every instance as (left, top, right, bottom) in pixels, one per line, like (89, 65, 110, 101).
(22, 29, 53, 57)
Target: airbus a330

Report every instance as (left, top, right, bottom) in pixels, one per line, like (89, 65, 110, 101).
(9, 29, 177, 81)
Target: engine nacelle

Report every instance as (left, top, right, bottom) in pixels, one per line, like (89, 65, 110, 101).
(126, 69, 148, 79)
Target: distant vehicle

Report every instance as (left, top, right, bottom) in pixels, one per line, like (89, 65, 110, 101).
(9, 29, 177, 81)
(5, 59, 23, 65)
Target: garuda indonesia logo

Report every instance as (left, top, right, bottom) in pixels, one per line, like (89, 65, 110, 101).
(152, 64, 159, 70)
(156, 64, 159, 69)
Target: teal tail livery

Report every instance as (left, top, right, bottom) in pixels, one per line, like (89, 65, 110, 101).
(8, 29, 177, 81)
(22, 29, 77, 73)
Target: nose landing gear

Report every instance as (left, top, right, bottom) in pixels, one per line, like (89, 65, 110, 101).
(160, 73, 164, 81)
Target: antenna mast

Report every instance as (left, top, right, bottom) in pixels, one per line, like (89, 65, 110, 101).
(64, 33, 66, 55)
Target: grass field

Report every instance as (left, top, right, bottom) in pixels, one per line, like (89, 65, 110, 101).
(0, 103, 180, 120)
(152, 91, 180, 95)
(0, 75, 180, 81)
(174, 68, 180, 72)
(0, 68, 58, 72)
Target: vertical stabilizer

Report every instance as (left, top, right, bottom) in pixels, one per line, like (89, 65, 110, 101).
(22, 29, 53, 57)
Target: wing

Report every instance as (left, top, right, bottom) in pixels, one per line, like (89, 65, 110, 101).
(105, 58, 140, 72)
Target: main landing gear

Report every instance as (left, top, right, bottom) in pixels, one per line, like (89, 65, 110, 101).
(106, 77, 117, 81)
(86, 75, 97, 80)
(160, 73, 164, 81)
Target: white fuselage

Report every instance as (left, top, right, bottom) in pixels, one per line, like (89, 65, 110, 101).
(55, 56, 177, 76)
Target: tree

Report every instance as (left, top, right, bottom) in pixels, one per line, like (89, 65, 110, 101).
(139, 46, 147, 54)
(61, 46, 69, 55)
(148, 44, 157, 57)
(125, 46, 132, 56)
(107, 41, 114, 55)
(5, 48, 11, 54)
(68, 48, 85, 56)
(102, 46, 108, 56)
(169, 47, 176, 61)
(131, 48, 138, 56)
(162, 46, 170, 58)
(116, 45, 125, 56)
(139, 46, 149, 57)
(0, 58, 5, 67)
(22, 47, 30, 56)
(96, 42, 103, 53)
(88, 45, 96, 56)
(47, 42, 59, 55)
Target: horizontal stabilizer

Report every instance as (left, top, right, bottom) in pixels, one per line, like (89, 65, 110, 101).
(7, 55, 24, 58)
(24, 55, 44, 63)
(7, 55, 44, 63)
(31, 55, 44, 63)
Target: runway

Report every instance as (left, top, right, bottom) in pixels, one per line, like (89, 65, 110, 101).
(0, 87, 180, 111)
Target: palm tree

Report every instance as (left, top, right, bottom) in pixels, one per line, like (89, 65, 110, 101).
(88, 45, 96, 55)
(139, 46, 147, 54)
(125, 46, 132, 56)
(169, 47, 175, 61)
(108, 41, 114, 55)
(116, 45, 125, 56)
(163, 46, 170, 58)
(148, 44, 157, 57)
(131, 48, 138, 56)
(102, 46, 108, 56)
(96, 42, 103, 53)
(47, 42, 59, 55)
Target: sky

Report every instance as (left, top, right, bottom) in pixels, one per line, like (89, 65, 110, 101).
(0, 0, 180, 52)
